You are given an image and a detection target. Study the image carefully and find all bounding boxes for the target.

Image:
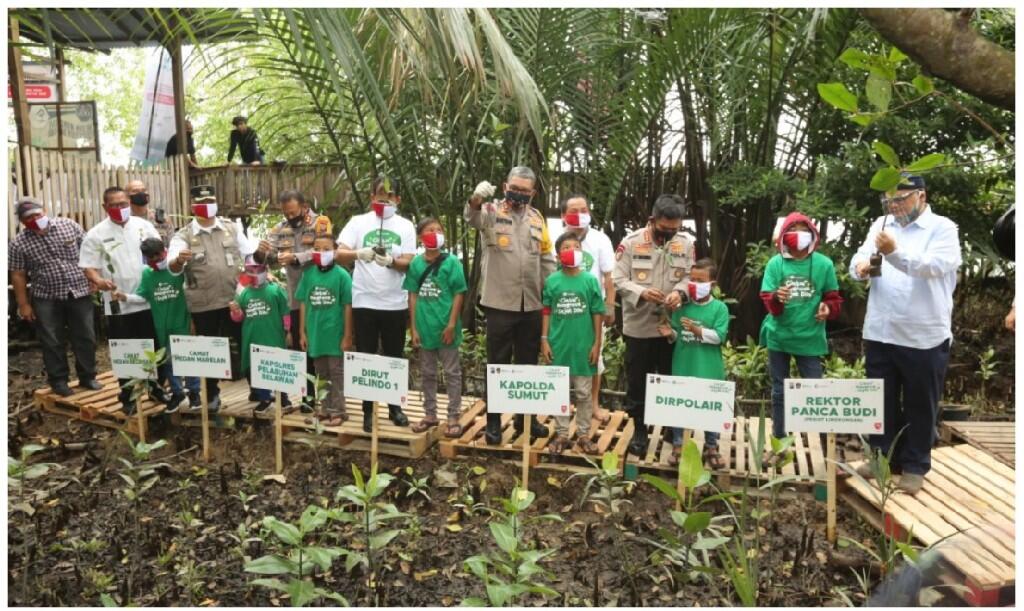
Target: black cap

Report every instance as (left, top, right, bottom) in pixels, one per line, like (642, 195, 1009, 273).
(190, 185, 216, 200)
(897, 173, 926, 190)
(15, 197, 43, 219)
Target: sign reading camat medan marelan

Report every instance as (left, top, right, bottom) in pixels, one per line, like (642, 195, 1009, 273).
(486, 364, 570, 416)
(784, 378, 884, 435)
(169, 335, 232, 379)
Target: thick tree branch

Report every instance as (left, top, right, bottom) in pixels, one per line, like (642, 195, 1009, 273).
(859, 8, 1014, 112)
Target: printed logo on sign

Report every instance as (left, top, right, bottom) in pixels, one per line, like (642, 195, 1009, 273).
(561, 405, 568, 413)
(874, 422, 882, 430)
(724, 422, 732, 430)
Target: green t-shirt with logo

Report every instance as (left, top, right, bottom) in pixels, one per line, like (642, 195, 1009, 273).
(401, 253, 468, 351)
(237, 282, 290, 370)
(135, 268, 191, 350)
(295, 264, 353, 358)
(669, 298, 730, 380)
(542, 270, 605, 376)
(758, 252, 839, 356)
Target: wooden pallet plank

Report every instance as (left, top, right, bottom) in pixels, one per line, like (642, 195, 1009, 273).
(734, 416, 747, 475)
(955, 444, 1015, 481)
(928, 459, 1015, 522)
(806, 426, 827, 479)
(792, 429, 809, 478)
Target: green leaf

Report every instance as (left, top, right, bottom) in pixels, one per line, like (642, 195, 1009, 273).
(669, 510, 689, 529)
(912, 74, 934, 95)
(245, 554, 299, 575)
(888, 46, 908, 63)
(678, 440, 708, 490)
(641, 474, 680, 502)
(99, 593, 118, 607)
(838, 48, 872, 71)
(302, 546, 344, 571)
(351, 463, 364, 490)
(19, 444, 47, 458)
(870, 167, 903, 192)
(464, 555, 490, 580)
(682, 511, 712, 534)
(904, 153, 946, 172)
(489, 522, 517, 554)
(817, 82, 858, 113)
(369, 529, 402, 551)
(22, 464, 52, 480)
(511, 487, 535, 511)
(866, 74, 892, 112)
(263, 517, 302, 547)
(298, 505, 328, 534)
(287, 577, 319, 607)
(460, 597, 489, 607)
(315, 588, 348, 606)
(895, 541, 920, 563)
(850, 113, 875, 127)
(601, 451, 618, 473)
(470, 465, 487, 476)
(487, 582, 515, 607)
(692, 535, 731, 550)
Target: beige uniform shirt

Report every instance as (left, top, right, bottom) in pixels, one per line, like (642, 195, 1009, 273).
(266, 210, 333, 310)
(613, 227, 695, 338)
(464, 200, 555, 312)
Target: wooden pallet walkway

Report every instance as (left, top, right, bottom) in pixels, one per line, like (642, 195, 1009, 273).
(635, 416, 828, 488)
(842, 444, 1015, 606)
(281, 393, 475, 459)
(940, 420, 1014, 467)
(438, 400, 635, 469)
(33, 371, 166, 438)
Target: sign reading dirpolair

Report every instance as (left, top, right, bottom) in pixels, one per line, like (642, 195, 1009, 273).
(169, 335, 232, 379)
(645, 374, 735, 433)
(109, 339, 156, 380)
(486, 364, 570, 416)
(344, 351, 408, 407)
(251, 344, 306, 398)
(784, 378, 884, 435)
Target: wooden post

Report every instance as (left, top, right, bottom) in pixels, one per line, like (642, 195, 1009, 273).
(274, 391, 283, 474)
(370, 402, 379, 470)
(9, 16, 31, 176)
(200, 379, 210, 461)
(135, 396, 146, 443)
(168, 37, 188, 169)
(521, 414, 531, 494)
(55, 47, 66, 103)
(826, 432, 837, 543)
(676, 429, 692, 511)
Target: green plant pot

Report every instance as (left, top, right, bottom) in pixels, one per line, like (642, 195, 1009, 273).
(939, 403, 971, 422)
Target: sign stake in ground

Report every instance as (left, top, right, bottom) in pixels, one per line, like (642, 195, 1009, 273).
(486, 364, 570, 496)
(785, 378, 884, 542)
(109, 339, 156, 442)
(344, 351, 410, 471)
(275, 391, 283, 474)
(251, 344, 307, 475)
(170, 335, 232, 461)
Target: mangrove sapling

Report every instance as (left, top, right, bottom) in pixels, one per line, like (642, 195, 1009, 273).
(297, 374, 332, 477)
(567, 451, 635, 513)
(116, 432, 169, 604)
(244, 505, 348, 607)
(461, 486, 563, 607)
(8, 443, 58, 511)
(402, 466, 431, 502)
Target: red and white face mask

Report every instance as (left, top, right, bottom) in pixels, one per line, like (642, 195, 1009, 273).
(24, 215, 49, 233)
(148, 252, 169, 271)
(312, 250, 334, 267)
(782, 230, 813, 252)
(371, 201, 396, 219)
(106, 206, 131, 224)
(192, 202, 218, 219)
(563, 212, 591, 229)
(688, 281, 712, 302)
(422, 232, 444, 249)
(559, 249, 584, 268)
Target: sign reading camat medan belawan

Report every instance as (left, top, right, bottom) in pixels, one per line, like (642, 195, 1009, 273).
(486, 364, 570, 416)
(645, 374, 735, 433)
(344, 352, 408, 407)
(169, 335, 232, 379)
(251, 345, 306, 398)
(785, 378, 884, 435)
(109, 339, 156, 380)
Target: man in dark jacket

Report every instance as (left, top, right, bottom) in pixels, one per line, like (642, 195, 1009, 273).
(228, 116, 266, 165)
(165, 120, 198, 168)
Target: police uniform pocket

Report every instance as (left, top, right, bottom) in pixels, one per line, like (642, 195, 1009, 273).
(493, 225, 514, 252)
(632, 259, 654, 284)
(528, 226, 543, 254)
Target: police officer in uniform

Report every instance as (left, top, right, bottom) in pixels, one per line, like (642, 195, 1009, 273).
(255, 189, 332, 400)
(466, 166, 556, 444)
(126, 179, 176, 246)
(613, 194, 695, 455)
(168, 185, 252, 411)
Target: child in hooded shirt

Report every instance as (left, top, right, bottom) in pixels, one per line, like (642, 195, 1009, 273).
(657, 258, 730, 470)
(759, 213, 843, 459)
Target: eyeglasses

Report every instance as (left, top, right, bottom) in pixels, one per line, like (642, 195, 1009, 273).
(880, 190, 920, 205)
(507, 186, 533, 194)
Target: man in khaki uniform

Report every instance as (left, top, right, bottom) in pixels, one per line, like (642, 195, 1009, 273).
(613, 194, 695, 455)
(169, 185, 253, 411)
(466, 166, 556, 444)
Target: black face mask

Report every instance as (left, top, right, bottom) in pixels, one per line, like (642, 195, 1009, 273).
(286, 214, 305, 229)
(505, 190, 532, 207)
(130, 193, 149, 207)
(652, 228, 676, 244)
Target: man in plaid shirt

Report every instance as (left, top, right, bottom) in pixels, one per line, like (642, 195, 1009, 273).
(9, 198, 102, 397)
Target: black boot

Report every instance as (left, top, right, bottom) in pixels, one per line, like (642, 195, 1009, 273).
(362, 405, 373, 433)
(389, 405, 409, 427)
(514, 414, 550, 442)
(628, 425, 649, 457)
(484, 412, 503, 445)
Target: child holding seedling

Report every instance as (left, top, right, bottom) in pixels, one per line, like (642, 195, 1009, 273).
(296, 232, 354, 425)
(657, 258, 730, 469)
(230, 257, 291, 415)
(402, 217, 468, 436)
(758, 212, 842, 463)
(541, 232, 605, 455)
(114, 237, 199, 413)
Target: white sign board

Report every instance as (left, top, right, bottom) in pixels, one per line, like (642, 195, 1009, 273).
(644, 374, 736, 433)
(785, 378, 885, 435)
(109, 339, 156, 380)
(486, 364, 570, 416)
(251, 344, 306, 398)
(169, 335, 233, 379)
(344, 352, 409, 407)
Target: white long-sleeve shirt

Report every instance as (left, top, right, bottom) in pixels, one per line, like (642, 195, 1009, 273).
(849, 207, 961, 349)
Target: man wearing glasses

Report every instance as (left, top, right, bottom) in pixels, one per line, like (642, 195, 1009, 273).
(849, 173, 962, 495)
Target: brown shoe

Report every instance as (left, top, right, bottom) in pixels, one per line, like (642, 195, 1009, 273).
(854, 463, 876, 480)
(897, 473, 924, 495)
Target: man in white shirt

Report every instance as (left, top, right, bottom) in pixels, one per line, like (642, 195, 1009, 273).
(335, 177, 416, 431)
(560, 194, 617, 425)
(80, 186, 167, 413)
(849, 173, 961, 495)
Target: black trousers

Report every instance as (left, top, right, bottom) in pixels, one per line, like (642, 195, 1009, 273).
(191, 307, 243, 397)
(353, 308, 408, 413)
(32, 294, 97, 385)
(865, 338, 950, 476)
(107, 310, 166, 401)
(483, 307, 541, 423)
(624, 335, 674, 427)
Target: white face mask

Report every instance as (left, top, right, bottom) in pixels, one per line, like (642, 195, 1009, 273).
(688, 281, 712, 301)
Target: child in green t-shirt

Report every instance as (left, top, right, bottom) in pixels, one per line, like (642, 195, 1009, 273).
(657, 258, 730, 469)
(297, 233, 354, 426)
(541, 233, 605, 455)
(758, 213, 842, 452)
(402, 218, 468, 438)
(230, 258, 292, 414)
(114, 237, 199, 414)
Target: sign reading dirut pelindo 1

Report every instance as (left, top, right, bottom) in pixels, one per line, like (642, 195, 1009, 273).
(344, 351, 408, 407)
